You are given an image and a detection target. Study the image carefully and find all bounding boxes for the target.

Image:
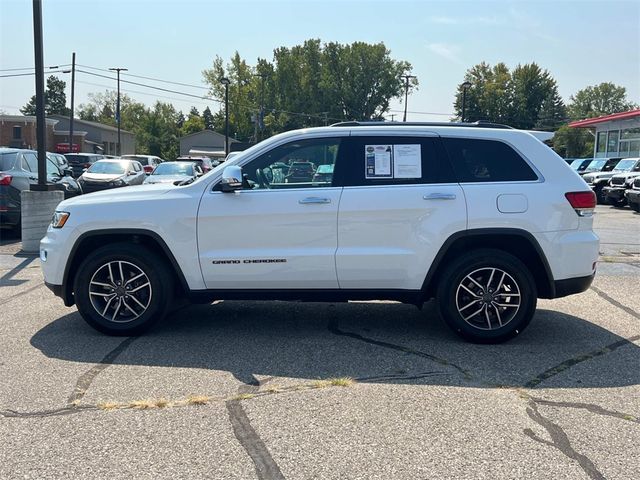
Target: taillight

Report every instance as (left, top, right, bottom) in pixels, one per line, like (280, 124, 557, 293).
(144, 165, 154, 173)
(0, 173, 12, 185)
(565, 191, 596, 216)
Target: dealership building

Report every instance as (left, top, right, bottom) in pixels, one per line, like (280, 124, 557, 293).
(569, 109, 640, 158)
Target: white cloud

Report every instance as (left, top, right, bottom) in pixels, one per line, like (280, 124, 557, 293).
(427, 43, 463, 65)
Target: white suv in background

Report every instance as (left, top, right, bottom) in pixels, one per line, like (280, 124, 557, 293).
(40, 122, 599, 343)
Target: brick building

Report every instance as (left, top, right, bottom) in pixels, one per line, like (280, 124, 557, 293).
(0, 115, 57, 150)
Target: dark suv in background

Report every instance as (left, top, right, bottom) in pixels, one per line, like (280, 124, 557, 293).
(0, 148, 81, 230)
(64, 153, 105, 178)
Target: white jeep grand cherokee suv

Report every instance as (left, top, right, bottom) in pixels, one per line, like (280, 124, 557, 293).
(41, 122, 599, 343)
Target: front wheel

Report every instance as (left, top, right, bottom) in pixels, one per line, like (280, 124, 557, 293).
(436, 249, 537, 344)
(73, 243, 174, 335)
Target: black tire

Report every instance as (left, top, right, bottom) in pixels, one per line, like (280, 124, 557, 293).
(630, 202, 640, 213)
(73, 243, 174, 335)
(436, 248, 537, 344)
(594, 185, 605, 204)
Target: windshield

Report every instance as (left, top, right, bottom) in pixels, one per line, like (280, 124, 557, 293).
(152, 163, 194, 175)
(586, 160, 605, 170)
(633, 162, 640, 172)
(613, 159, 637, 171)
(87, 161, 127, 175)
(0, 152, 18, 171)
(570, 159, 585, 170)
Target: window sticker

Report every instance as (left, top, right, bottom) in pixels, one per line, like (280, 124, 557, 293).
(393, 144, 421, 178)
(365, 145, 393, 178)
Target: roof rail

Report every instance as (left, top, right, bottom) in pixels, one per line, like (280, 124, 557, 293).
(330, 120, 514, 129)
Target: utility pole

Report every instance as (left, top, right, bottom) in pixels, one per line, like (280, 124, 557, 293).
(69, 52, 76, 153)
(401, 74, 417, 122)
(220, 77, 230, 156)
(109, 67, 127, 155)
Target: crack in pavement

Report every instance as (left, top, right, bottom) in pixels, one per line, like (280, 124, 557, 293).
(0, 405, 96, 419)
(524, 287, 640, 389)
(226, 375, 285, 480)
(0, 282, 44, 306)
(327, 317, 473, 380)
(67, 337, 138, 406)
(524, 334, 640, 389)
(590, 285, 640, 320)
(531, 397, 639, 424)
(524, 399, 606, 480)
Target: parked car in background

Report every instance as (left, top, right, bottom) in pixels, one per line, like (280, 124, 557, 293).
(121, 154, 164, 175)
(176, 156, 214, 173)
(569, 158, 593, 175)
(48, 152, 70, 171)
(0, 148, 81, 229)
(285, 161, 316, 183)
(602, 158, 640, 207)
(143, 161, 202, 185)
(625, 176, 640, 212)
(312, 163, 334, 185)
(64, 153, 105, 178)
(583, 158, 639, 203)
(78, 159, 146, 193)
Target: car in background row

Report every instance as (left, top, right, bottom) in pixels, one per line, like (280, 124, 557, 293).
(78, 159, 146, 193)
(64, 153, 105, 178)
(582, 158, 638, 203)
(143, 161, 203, 185)
(48, 152, 70, 171)
(602, 158, 640, 207)
(580, 157, 621, 176)
(0, 148, 81, 229)
(121, 154, 165, 174)
(568, 158, 592, 174)
(176, 156, 214, 173)
(625, 176, 640, 212)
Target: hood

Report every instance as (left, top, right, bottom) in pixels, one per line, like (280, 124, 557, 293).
(144, 174, 192, 184)
(57, 183, 173, 208)
(80, 173, 124, 182)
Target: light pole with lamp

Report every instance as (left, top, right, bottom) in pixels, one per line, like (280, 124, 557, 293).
(461, 81, 472, 123)
(220, 77, 230, 156)
(109, 67, 127, 155)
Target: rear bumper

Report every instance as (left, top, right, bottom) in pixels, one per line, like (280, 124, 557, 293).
(552, 274, 595, 298)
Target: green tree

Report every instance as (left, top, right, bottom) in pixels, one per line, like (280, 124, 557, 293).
(568, 82, 637, 120)
(453, 62, 566, 130)
(21, 75, 71, 115)
(76, 90, 134, 126)
(202, 106, 215, 130)
(203, 40, 415, 141)
(551, 125, 594, 158)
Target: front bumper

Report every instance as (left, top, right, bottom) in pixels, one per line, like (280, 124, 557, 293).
(602, 186, 626, 201)
(625, 189, 640, 204)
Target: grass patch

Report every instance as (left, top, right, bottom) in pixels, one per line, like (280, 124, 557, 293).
(186, 395, 210, 406)
(130, 399, 156, 410)
(232, 393, 255, 401)
(328, 377, 354, 387)
(97, 401, 121, 411)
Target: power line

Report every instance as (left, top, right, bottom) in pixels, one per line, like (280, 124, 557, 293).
(0, 70, 67, 78)
(76, 64, 211, 91)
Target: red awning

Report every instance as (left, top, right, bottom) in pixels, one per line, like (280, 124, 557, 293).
(569, 109, 640, 128)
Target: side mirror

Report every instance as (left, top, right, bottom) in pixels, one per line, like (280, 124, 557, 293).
(219, 165, 243, 192)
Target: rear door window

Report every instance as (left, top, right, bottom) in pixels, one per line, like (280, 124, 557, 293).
(335, 136, 456, 186)
(442, 137, 538, 182)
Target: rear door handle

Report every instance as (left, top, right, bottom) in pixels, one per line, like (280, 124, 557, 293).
(423, 193, 457, 200)
(299, 197, 331, 204)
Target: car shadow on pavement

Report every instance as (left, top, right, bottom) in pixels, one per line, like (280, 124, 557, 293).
(31, 300, 640, 389)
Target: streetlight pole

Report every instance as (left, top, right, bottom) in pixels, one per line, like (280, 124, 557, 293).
(220, 77, 230, 156)
(401, 74, 416, 122)
(31, 0, 47, 189)
(69, 52, 76, 153)
(109, 67, 127, 155)
(461, 81, 472, 123)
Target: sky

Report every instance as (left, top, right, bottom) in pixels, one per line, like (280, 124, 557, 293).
(1, 0, 639, 122)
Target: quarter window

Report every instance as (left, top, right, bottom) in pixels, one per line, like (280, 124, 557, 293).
(23, 152, 39, 173)
(442, 138, 538, 182)
(240, 138, 341, 190)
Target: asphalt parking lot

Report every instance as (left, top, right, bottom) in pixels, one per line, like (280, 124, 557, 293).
(0, 206, 638, 480)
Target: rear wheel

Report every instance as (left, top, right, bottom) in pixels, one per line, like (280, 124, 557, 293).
(73, 243, 173, 335)
(436, 249, 537, 343)
(594, 185, 605, 204)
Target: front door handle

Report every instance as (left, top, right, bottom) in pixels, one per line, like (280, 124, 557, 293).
(423, 193, 456, 200)
(299, 197, 331, 204)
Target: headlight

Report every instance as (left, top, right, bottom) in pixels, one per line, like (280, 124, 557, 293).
(51, 211, 70, 228)
(112, 178, 126, 186)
